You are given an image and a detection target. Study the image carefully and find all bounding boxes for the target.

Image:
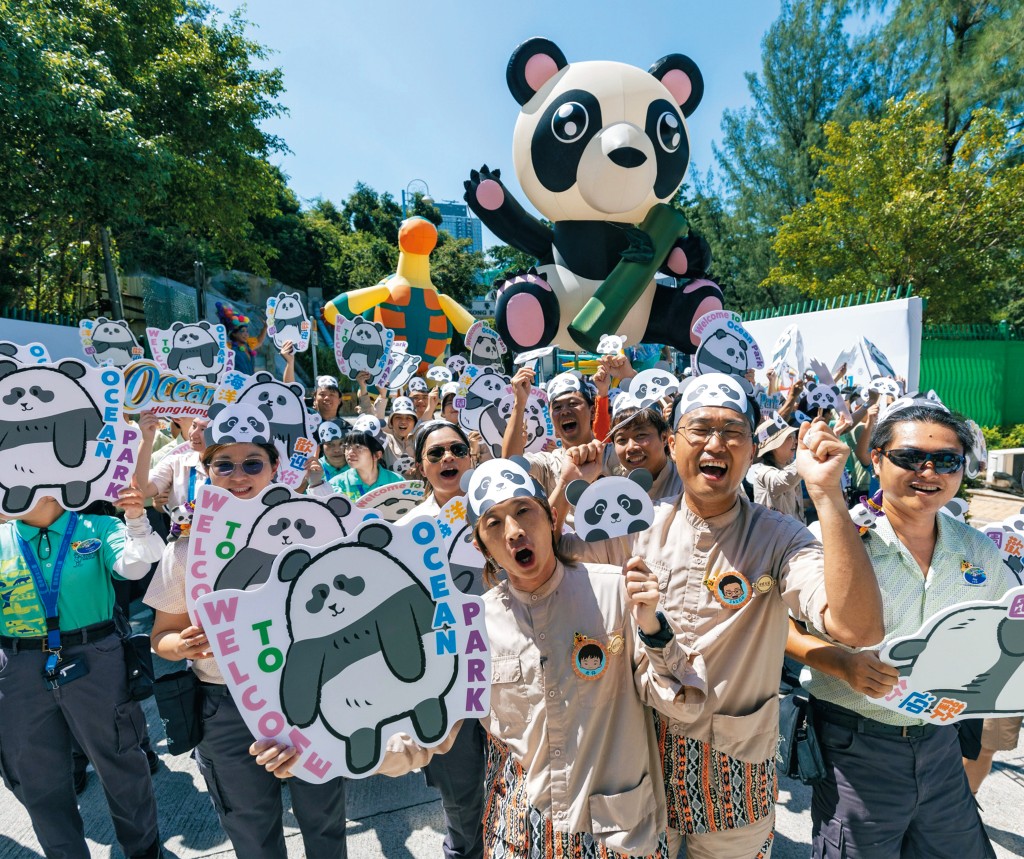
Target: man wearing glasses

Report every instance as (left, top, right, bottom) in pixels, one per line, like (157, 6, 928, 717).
(788, 399, 1004, 859)
(560, 372, 883, 859)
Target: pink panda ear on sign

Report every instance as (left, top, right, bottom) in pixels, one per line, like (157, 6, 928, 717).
(648, 54, 704, 118)
(507, 37, 569, 106)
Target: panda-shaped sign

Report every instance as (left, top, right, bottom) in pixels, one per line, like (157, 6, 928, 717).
(564, 470, 655, 541)
(457, 367, 509, 438)
(235, 372, 315, 455)
(804, 381, 842, 415)
(80, 318, 142, 368)
(334, 315, 394, 382)
(627, 368, 679, 410)
(463, 37, 723, 355)
(266, 292, 311, 352)
(164, 321, 226, 383)
(205, 402, 272, 445)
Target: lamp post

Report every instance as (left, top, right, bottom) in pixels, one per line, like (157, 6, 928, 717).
(401, 179, 433, 217)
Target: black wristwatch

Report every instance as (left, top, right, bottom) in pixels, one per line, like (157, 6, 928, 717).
(638, 611, 673, 649)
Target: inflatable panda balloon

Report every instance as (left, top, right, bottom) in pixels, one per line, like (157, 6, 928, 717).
(464, 37, 723, 355)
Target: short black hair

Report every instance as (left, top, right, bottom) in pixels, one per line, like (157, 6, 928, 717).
(611, 405, 670, 438)
(870, 404, 974, 455)
(342, 430, 384, 456)
(413, 420, 470, 464)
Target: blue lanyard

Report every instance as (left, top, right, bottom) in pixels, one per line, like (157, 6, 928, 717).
(187, 467, 210, 505)
(15, 512, 79, 655)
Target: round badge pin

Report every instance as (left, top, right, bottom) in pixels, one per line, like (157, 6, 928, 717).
(72, 538, 102, 556)
(572, 633, 609, 680)
(606, 633, 624, 656)
(753, 574, 775, 594)
(961, 561, 987, 586)
(712, 571, 752, 609)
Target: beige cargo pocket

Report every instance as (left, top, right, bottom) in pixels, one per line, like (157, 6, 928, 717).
(490, 655, 529, 726)
(588, 773, 658, 854)
(710, 695, 779, 763)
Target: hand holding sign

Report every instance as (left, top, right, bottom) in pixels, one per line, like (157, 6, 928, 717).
(623, 557, 661, 635)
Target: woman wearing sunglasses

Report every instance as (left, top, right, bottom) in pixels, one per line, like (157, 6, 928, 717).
(145, 417, 348, 859)
(787, 398, 1006, 859)
(253, 460, 705, 859)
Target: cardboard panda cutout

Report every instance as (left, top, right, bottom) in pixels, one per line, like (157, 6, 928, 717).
(79, 318, 142, 368)
(164, 321, 225, 383)
(804, 381, 842, 414)
(565, 470, 655, 541)
(266, 292, 311, 352)
(205, 402, 272, 445)
(235, 373, 314, 454)
(464, 37, 723, 354)
(0, 359, 137, 515)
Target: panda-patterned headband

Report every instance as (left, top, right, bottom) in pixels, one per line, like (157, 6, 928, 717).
(205, 402, 273, 446)
(460, 457, 547, 525)
(671, 373, 756, 430)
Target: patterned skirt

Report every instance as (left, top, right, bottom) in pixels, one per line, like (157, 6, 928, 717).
(653, 712, 777, 836)
(482, 737, 669, 859)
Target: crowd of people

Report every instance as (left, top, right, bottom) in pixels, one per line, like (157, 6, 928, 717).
(1, 327, 1021, 859)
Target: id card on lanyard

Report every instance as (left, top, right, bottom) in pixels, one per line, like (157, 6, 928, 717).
(15, 513, 79, 677)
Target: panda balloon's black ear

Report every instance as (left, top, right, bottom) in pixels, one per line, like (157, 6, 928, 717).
(564, 479, 588, 508)
(506, 37, 568, 106)
(57, 359, 87, 380)
(628, 468, 654, 493)
(262, 486, 292, 507)
(649, 54, 704, 118)
(278, 549, 310, 582)
(358, 522, 393, 550)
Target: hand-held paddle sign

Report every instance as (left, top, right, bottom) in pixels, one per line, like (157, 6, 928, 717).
(266, 293, 311, 353)
(0, 358, 139, 516)
(195, 516, 490, 780)
(79, 318, 144, 368)
(878, 586, 1024, 722)
(145, 322, 233, 384)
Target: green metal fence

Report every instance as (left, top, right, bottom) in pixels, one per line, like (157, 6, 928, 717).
(919, 339, 1024, 427)
(0, 305, 78, 328)
(740, 285, 916, 321)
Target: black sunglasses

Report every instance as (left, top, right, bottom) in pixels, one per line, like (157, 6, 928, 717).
(878, 448, 965, 475)
(211, 459, 268, 477)
(424, 443, 471, 463)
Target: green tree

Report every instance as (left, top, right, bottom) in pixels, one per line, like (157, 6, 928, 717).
(430, 234, 485, 309)
(713, 0, 858, 302)
(487, 244, 540, 280)
(765, 96, 1024, 321)
(856, 1, 1024, 163)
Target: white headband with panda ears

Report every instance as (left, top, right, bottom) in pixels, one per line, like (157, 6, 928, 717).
(671, 373, 757, 429)
(879, 394, 950, 423)
(460, 457, 547, 525)
(205, 403, 272, 446)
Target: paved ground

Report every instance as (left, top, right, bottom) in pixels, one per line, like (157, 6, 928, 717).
(3, 602, 1023, 859)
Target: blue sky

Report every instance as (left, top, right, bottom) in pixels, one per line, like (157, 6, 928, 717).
(226, 0, 788, 240)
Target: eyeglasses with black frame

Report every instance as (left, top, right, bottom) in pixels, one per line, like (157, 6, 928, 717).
(210, 459, 268, 477)
(423, 442, 471, 463)
(676, 422, 752, 446)
(876, 447, 966, 475)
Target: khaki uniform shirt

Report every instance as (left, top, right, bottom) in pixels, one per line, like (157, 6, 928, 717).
(805, 513, 1011, 725)
(748, 461, 805, 523)
(566, 493, 826, 762)
(383, 431, 415, 473)
(381, 561, 706, 856)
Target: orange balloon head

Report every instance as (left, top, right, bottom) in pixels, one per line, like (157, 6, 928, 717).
(398, 217, 438, 256)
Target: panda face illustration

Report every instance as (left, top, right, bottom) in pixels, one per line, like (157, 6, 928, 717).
(275, 294, 304, 322)
(89, 319, 138, 367)
(446, 356, 468, 377)
(463, 370, 507, 411)
(362, 494, 421, 522)
(463, 457, 537, 523)
(596, 333, 626, 355)
(564, 470, 655, 541)
(341, 321, 386, 374)
(392, 454, 415, 476)
(470, 335, 501, 366)
(426, 366, 452, 384)
(317, 420, 348, 445)
(679, 373, 752, 424)
(522, 399, 548, 448)
(868, 377, 901, 399)
(207, 403, 271, 444)
(0, 360, 108, 514)
(166, 321, 222, 381)
(804, 382, 841, 413)
(629, 369, 679, 408)
(353, 415, 383, 440)
(511, 43, 702, 223)
(694, 329, 748, 377)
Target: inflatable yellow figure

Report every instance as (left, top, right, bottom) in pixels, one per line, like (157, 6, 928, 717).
(324, 218, 475, 372)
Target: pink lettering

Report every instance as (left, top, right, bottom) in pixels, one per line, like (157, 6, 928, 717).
(202, 596, 238, 625)
(241, 685, 266, 711)
(191, 560, 208, 580)
(227, 661, 250, 685)
(199, 488, 228, 513)
(257, 711, 285, 737)
(190, 583, 211, 603)
(303, 753, 332, 780)
(194, 514, 214, 534)
(217, 628, 239, 655)
(288, 728, 311, 753)
(467, 658, 485, 683)
(192, 537, 207, 557)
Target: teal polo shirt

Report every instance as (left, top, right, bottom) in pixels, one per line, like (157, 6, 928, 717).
(0, 511, 128, 637)
(328, 467, 402, 502)
(319, 455, 349, 483)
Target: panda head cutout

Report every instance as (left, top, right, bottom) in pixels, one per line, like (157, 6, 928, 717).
(672, 372, 756, 429)
(212, 487, 356, 592)
(596, 333, 627, 355)
(274, 293, 305, 323)
(352, 414, 384, 443)
(90, 319, 138, 362)
(694, 328, 748, 377)
(317, 419, 350, 445)
(446, 355, 468, 377)
(564, 470, 655, 541)
(426, 366, 453, 384)
(803, 381, 842, 414)
(626, 368, 679, 409)
(170, 321, 216, 350)
(237, 374, 307, 424)
(464, 368, 508, 409)
(461, 456, 546, 524)
(507, 37, 703, 223)
(206, 402, 272, 445)
(868, 377, 902, 399)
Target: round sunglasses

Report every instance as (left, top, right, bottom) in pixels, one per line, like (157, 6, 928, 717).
(877, 448, 965, 474)
(423, 442, 471, 463)
(210, 459, 268, 477)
